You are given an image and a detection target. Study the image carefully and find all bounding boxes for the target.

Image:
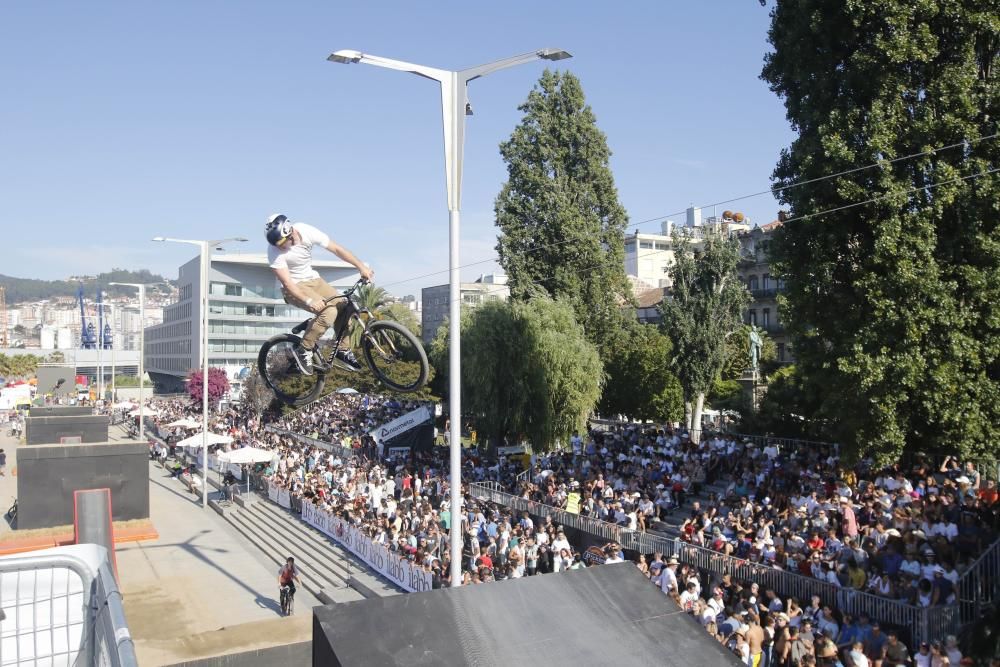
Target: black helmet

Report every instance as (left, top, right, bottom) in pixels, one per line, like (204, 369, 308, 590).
(266, 213, 293, 247)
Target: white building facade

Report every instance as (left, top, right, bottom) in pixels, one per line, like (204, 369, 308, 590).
(145, 253, 360, 393)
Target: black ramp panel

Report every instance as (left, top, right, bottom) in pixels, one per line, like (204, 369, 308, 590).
(313, 562, 742, 667)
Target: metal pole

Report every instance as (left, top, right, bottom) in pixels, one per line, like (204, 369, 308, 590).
(448, 209, 462, 587)
(110, 305, 116, 403)
(201, 243, 210, 509)
(138, 285, 144, 441)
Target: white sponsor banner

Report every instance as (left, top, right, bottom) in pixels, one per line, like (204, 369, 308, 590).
(300, 501, 432, 593)
(278, 489, 291, 509)
(497, 444, 527, 456)
(369, 406, 431, 444)
(268, 482, 279, 503)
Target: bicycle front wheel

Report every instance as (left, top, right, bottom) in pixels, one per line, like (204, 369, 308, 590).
(361, 320, 429, 393)
(257, 334, 325, 406)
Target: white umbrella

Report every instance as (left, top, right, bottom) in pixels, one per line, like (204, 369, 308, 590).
(177, 431, 233, 450)
(112, 401, 135, 409)
(129, 407, 159, 417)
(165, 417, 201, 429)
(336, 387, 359, 394)
(217, 446, 275, 493)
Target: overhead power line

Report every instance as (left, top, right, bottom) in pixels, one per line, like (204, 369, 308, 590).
(380, 133, 999, 291)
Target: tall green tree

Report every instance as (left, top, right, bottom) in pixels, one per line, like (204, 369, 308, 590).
(599, 324, 684, 423)
(762, 1, 1000, 461)
(461, 295, 603, 453)
(659, 233, 750, 440)
(494, 70, 632, 358)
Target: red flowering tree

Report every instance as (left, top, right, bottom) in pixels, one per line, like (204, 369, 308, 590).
(187, 367, 230, 406)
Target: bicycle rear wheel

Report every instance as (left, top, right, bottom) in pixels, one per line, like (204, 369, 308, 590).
(361, 320, 429, 393)
(257, 334, 326, 406)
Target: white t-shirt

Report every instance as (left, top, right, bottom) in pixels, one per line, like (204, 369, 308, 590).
(267, 222, 330, 283)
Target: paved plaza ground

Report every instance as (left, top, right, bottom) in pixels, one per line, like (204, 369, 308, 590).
(0, 422, 316, 664)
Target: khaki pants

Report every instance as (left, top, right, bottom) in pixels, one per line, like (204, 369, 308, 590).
(281, 278, 342, 350)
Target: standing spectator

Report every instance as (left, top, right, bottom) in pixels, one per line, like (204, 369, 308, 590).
(882, 630, 910, 666)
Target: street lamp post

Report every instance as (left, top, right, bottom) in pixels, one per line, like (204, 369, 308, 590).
(152, 236, 248, 508)
(328, 47, 572, 587)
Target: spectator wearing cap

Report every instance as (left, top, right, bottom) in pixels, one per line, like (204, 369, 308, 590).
(914, 640, 932, 667)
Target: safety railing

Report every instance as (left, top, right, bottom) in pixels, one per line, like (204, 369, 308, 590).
(0, 549, 136, 667)
(725, 432, 839, 453)
(264, 425, 356, 460)
(958, 536, 1000, 627)
(468, 482, 960, 646)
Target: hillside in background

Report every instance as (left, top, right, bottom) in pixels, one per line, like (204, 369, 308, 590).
(0, 269, 176, 304)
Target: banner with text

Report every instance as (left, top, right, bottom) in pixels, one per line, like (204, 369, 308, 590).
(301, 501, 432, 593)
(370, 406, 432, 445)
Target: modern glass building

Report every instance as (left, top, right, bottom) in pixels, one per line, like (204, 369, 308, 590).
(145, 253, 359, 394)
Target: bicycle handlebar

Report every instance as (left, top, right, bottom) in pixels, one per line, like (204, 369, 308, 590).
(322, 277, 370, 304)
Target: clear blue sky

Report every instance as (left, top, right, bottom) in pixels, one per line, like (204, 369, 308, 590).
(1, 1, 794, 297)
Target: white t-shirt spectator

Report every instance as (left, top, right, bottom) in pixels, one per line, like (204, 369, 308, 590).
(267, 222, 330, 282)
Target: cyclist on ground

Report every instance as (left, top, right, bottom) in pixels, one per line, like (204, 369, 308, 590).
(278, 555, 301, 600)
(265, 213, 374, 375)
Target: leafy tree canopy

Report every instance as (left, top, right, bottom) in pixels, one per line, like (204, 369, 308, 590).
(460, 294, 603, 452)
(494, 69, 632, 358)
(660, 232, 750, 436)
(762, 0, 1000, 461)
(599, 324, 684, 423)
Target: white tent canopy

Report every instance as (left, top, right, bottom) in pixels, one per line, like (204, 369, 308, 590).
(336, 387, 359, 394)
(129, 408, 159, 417)
(216, 447, 275, 465)
(112, 401, 135, 410)
(165, 418, 201, 429)
(178, 431, 233, 450)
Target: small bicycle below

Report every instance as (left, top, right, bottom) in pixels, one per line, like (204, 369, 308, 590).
(6, 499, 16, 524)
(279, 584, 295, 616)
(257, 279, 429, 406)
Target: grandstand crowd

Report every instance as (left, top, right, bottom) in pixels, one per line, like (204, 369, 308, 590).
(142, 390, 996, 667)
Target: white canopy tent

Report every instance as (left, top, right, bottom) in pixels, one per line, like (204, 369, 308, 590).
(178, 431, 233, 451)
(129, 407, 159, 418)
(165, 417, 202, 429)
(216, 447, 275, 493)
(112, 401, 135, 410)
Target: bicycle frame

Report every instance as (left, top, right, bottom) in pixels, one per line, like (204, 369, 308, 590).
(290, 279, 394, 368)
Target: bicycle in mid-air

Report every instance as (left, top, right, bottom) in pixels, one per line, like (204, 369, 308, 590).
(279, 584, 295, 615)
(257, 279, 429, 406)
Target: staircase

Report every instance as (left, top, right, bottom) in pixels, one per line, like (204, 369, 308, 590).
(221, 494, 402, 605)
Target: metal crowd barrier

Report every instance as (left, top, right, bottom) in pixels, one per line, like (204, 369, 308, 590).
(264, 425, 356, 460)
(0, 549, 136, 667)
(468, 482, 961, 646)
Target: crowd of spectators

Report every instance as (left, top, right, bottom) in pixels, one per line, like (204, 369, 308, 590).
(513, 424, 998, 610)
(143, 393, 996, 665)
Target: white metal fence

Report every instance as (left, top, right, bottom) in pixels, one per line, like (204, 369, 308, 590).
(0, 546, 136, 667)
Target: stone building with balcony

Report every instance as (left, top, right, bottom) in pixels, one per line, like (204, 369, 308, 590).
(737, 220, 793, 364)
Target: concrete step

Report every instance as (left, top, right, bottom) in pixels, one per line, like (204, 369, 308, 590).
(225, 508, 340, 603)
(238, 503, 355, 593)
(245, 501, 355, 583)
(250, 497, 401, 598)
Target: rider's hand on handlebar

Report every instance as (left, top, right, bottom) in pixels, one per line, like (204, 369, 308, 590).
(359, 266, 374, 283)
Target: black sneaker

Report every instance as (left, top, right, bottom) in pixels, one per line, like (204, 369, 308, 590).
(333, 348, 363, 372)
(292, 345, 314, 375)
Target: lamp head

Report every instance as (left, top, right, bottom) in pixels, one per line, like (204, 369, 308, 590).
(537, 48, 572, 61)
(328, 50, 363, 64)
(152, 237, 166, 242)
